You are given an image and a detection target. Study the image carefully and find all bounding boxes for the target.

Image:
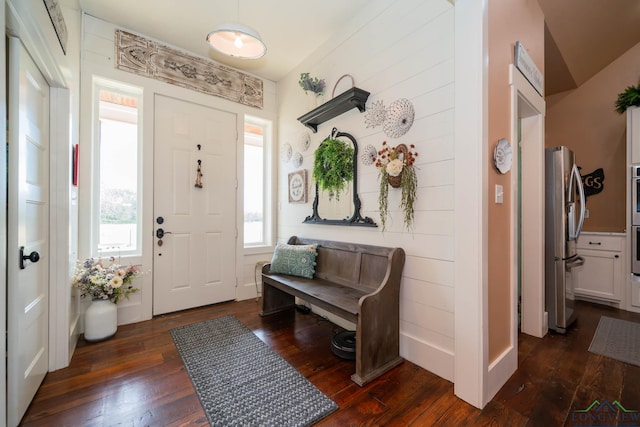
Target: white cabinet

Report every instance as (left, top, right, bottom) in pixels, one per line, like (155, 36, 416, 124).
(629, 107, 640, 164)
(573, 233, 624, 303)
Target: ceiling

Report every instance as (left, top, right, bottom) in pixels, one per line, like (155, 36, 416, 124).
(76, 1, 640, 93)
(539, 0, 640, 95)
(78, 0, 368, 82)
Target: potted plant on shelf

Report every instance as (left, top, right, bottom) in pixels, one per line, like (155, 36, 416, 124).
(313, 136, 354, 201)
(375, 141, 418, 231)
(299, 72, 326, 107)
(615, 83, 640, 114)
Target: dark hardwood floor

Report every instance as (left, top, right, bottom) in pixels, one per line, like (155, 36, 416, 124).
(19, 299, 640, 426)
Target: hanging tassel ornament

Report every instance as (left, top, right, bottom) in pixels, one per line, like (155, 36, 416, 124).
(195, 159, 203, 188)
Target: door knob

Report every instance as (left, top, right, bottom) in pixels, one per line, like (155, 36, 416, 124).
(19, 246, 40, 270)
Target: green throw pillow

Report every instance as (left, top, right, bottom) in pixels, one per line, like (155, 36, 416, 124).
(269, 243, 318, 279)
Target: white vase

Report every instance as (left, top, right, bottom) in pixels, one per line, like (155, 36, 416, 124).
(84, 299, 118, 342)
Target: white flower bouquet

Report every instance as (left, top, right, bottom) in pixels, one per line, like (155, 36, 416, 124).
(72, 257, 141, 303)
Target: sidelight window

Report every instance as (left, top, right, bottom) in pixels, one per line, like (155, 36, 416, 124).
(92, 80, 143, 256)
(244, 117, 273, 248)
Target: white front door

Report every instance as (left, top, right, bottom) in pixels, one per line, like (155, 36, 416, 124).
(153, 95, 237, 315)
(6, 37, 50, 427)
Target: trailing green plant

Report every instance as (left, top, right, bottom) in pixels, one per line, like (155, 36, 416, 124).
(615, 83, 640, 114)
(400, 165, 418, 230)
(313, 138, 354, 200)
(378, 168, 390, 230)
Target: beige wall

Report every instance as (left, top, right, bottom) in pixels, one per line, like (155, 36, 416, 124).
(546, 41, 640, 233)
(487, 0, 545, 362)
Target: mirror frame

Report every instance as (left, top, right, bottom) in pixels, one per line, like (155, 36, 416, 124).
(303, 128, 377, 227)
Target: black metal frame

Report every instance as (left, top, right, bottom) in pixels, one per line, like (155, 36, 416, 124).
(303, 128, 377, 227)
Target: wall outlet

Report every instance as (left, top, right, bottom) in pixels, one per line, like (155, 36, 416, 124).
(584, 209, 589, 218)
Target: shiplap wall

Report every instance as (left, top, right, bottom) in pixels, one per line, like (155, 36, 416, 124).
(277, 0, 455, 380)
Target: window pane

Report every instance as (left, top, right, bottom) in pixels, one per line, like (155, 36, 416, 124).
(98, 93, 139, 253)
(244, 125, 264, 245)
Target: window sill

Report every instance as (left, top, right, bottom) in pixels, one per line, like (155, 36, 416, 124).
(243, 245, 275, 256)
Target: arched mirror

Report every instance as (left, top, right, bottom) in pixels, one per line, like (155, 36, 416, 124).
(304, 128, 376, 227)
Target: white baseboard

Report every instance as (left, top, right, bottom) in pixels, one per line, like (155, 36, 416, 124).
(236, 281, 260, 301)
(486, 345, 517, 404)
(400, 333, 454, 382)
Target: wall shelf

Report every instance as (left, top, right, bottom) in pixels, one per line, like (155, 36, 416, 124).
(297, 87, 370, 133)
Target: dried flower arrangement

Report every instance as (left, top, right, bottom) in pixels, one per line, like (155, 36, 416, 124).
(375, 142, 419, 231)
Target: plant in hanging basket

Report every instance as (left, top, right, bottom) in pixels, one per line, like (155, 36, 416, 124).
(72, 257, 141, 303)
(375, 141, 419, 231)
(615, 83, 640, 114)
(313, 137, 354, 200)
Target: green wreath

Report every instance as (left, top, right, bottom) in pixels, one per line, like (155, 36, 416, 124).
(312, 138, 354, 200)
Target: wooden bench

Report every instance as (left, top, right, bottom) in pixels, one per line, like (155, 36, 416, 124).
(261, 236, 405, 386)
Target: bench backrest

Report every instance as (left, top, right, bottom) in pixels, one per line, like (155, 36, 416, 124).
(288, 236, 399, 293)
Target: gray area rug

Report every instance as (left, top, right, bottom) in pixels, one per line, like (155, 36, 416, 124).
(588, 316, 640, 366)
(170, 315, 338, 426)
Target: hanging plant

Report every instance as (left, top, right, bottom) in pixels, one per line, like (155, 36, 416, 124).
(615, 83, 640, 114)
(376, 142, 419, 231)
(313, 137, 354, 200)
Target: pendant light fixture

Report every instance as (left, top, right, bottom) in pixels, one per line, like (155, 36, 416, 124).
(206, 0, 266, 59)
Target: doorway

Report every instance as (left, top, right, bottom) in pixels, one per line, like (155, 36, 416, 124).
(514, 70, 546, 339)
(152, 95, 237, 315)
(6, 36, 51, 427)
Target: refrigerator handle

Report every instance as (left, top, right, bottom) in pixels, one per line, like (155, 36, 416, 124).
(572, 164, 586, 239)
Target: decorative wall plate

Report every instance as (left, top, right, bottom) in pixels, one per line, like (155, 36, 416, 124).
(364, 99, 386, 128)
(383, 98, 414, 138)
(493, 138, 512, 174)
(298, 131, 311, 152)
(292, 152, 303, 168)
(360, 144, 377, 166)
(281, 143, 292, 163)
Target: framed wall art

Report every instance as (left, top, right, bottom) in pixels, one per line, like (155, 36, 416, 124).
(288, 170, 307, 203)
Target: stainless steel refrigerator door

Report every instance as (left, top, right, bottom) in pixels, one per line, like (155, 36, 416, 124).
(548, 257, 581, 333)
(545, 147, 576, 261)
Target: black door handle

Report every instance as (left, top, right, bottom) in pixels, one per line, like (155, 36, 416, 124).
(156, 228, 172, 239)
(19, 246, 40, 270)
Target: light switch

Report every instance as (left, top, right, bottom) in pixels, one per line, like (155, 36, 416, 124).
(495, 184, 503, 204)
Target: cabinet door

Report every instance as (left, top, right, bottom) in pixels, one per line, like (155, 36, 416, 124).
(630, 107, 640, 164)
(572, 249, 622, 302)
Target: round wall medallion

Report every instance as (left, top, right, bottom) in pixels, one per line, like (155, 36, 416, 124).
(383, 98, 415, 138)
(281, 143, 292, 163)
(364, 99, 386, 128)
(493, 138, 512, 174)
(298, 131, 311, 152)
(360, 144, 377, 166)
(292, 152, 303, 168)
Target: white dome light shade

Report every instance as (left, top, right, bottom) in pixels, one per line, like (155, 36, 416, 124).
(206, 22, 266, 59)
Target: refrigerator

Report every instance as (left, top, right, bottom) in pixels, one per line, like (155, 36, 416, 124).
(544, 146, 586, 333)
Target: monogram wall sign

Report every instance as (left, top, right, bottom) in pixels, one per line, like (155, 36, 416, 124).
(581, 167, 604, 198)
(114, 30, 263, 109)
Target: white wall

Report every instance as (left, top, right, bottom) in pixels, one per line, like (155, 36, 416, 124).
(276, 0, 455, 381)
(80, 14, 279, 324)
